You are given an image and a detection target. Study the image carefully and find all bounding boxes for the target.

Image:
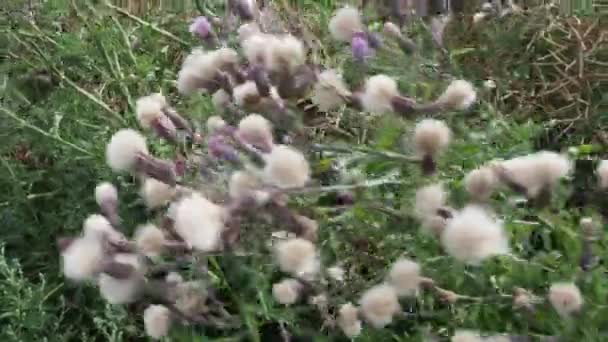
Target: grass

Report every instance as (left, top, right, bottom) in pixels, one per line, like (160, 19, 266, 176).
(1, 1, 607, 341)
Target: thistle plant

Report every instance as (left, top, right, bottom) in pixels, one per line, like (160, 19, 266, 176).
(56, 3, 602, 341)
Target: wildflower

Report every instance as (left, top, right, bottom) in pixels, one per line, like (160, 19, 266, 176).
(359, 284, 400, 328)
(106, 129, 148, 172)
(414, 183, 447, 220)
(98, 253, 145, 304)
(275, 238, 318, 279)
(549, 282, 583, 317)
(141, 178, 176, 209)
(206, 115, 227, 133)
(465, 166, 499, 202)
(597, 160, 608, 189)
(272, 278, 303, 305)
(388, 258, 421, 297)
(177, 48, 238, 95)
(143, 305, 172, 340)
(327, 265, 346, 282)
(135, 94, 176, 141)
(497, 151, 571, 199)
(242, 34, 276, 66)
(134, 224, 166, 257)
(229, 170, 260, 199)
(208, 134, 240, 162)
(174, 193, 225, 252)
(361, 74, 399, 114)
(237, 114, 273, 152)
(452, 330, 483, 342)
(441, 205, 509, 264)
(294, 215, 318, 242)
(94, 182, 120, 226)
(238, 22, 260, 43)
(311, 69, 351, 111)
(337, 303, 362, 338)
(329, 7, 364, 42)
(267, 35, 305, 73)
(61, 236, 104, 281)
(233, 81, 261, 107)
(175, 281, 208, 316)
(189, 16, 212, 40)
(383, 22, 402, 38)
(414, 119, 451, 159)
(83, 214, 124, 242)
(436, 80, 477, 111)
(263, 145, 310, 188)
(351, 32, 372, 62)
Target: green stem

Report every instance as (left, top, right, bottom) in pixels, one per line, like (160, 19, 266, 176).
(312, 143, 420, 162)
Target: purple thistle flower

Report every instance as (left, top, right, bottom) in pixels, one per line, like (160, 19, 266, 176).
(208, 135, 239, 162)
(351, 32, 372, 62)
(189, 16, 212, 40)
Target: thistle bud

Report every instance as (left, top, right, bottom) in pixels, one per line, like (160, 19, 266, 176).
(351, 32, 372, 62)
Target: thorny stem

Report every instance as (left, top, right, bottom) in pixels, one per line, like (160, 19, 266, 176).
(278, 176, 406, 195)
(312, 143, 419, 162)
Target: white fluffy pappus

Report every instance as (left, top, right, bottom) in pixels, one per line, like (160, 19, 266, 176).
(414, 119, 451, 158)
(136, 94, 165, 129)
(441, 205, 509, 264)
(177, 48, 238, 95)
(549, 282, 583, 317)
(61, 236, 104, 281)
(414, 183, 447, 220)
(229, 170, 261, 200)
(337, 303, 362, 338)
(311, 69, 351, 111)
(452, 330, 483, 342)
(95, 182, 117, 206)
(465, 166, 499, 202)
(274, 238, 318, 278)
(388, 258, 422, 297)
(141, 177, 176, 209)
(233, 81, 260, 107)
(329, 7, 364, 42)
(263, 145, 310, 189)
(143, 305, 172, 340)
(272, 278, 303, 305)
(242, 33, 277, 65)
(237, 114, 273, 150)
(174, 193, 225, 252)
(359, 283, 401, 328)
(361, 74, 399, 114)
(499, 151, 572, 198)
(437, 79, 477, 110)
(134, 224, 166, 257)
(238, 22, 261, 43)
(597, 160, 608, 189)
(327, 265, 346, 282)
(83, 214, 124, 242)
(106, 129, 148, 172)
(98, 253, 145, 304)
(206, 115, 227, 133)
(267, 34, 305, 72)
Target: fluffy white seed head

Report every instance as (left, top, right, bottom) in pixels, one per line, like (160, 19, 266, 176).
(388, 258, 421, 297)
(61, 236, 104, 281)
(361, 74, 399, 114)
(499, 151, 571, 198)
(359, 284, 400, 328)
(98, 254, 145, 304)
(229, 170, 261, 199)
(212, 89, 231, 114)
(329, 7, 364, 42)
(272, 278, 303, 305)
(263, 145, 310, 188)
(143, 305, 172, 340)
(95, 182, 117, 206)
(238, 22, 261, 43)
(177, 48, 238, 95)
(597, 160, 608, 189)
(414, 183, 447, 220)
(242, 34, 277, 65)
(337, 303, 362, 338)
(327, 266, 346, 282)
(207, 115, 227, 133)
(414, 119, 451, 158)
(174, 281, 207, 316)
(267, 35, 305, 72)
(233, 81, 260, 107)
(174, 193, 225, 252)
(549, 282, 583, 317)
(452, 330, 483, 342)
(311, 69, 351, 111)
(134, 224, 166, 257)
(437, 80, 477, 110)
(83, 214, 124, 242)
(465, 166, 499, 202)
(106, 129, 148, 172)
(238, 114, 273, 149)
(141, 178, 176, 209)
(274, 238, 318, 278)
(136, 94, 165, 129)
(441, 206, 509, 264)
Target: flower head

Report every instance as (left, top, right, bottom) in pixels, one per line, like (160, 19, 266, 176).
(274, 238, 318, 279)
(83, 214, 124, 242)
(351, 32, 372, 62)
(388, 258, 421, 297)
(98, 253, 145, 304)
(135, 94, 165, 129)
(134, 224, 166, 257)
(441, 206, 509, 264)
(211, 89, 231, 113)
(106, 129, 148, 172)
(263, 145, 310, 188)
(267, 35, 305, 73)
(414, 183, 447, 220)
(237, 114, 273, 151)
(174, 193, 225, 252)
(359, 284, 400, 328)
(238, 22, 261, 43)
(361, 74, 398, 114)
(329, 7, 364, 42)
(337, 303, 362, 338)
(206, 115, 227, 133)
(143, 305, 172, 340)
(141, 178, 176, 209)
(229, 170, 261, 200)
(437, 80, 477, 110)
(95, 182, 117, 207)
(465, 166, 499, 202)
(311, 69, 351, 111)
(272, 278, 302, 305)
(233, 81, 261, 107)
(61, 236, 104, 281)
(597, 160, 608, 189)
(549, 282, 583, 317)
(414, 119, 451, 158)
(189, 16, 212, 39)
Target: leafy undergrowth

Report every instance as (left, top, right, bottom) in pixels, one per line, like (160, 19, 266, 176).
(1, 1, 607, 341)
